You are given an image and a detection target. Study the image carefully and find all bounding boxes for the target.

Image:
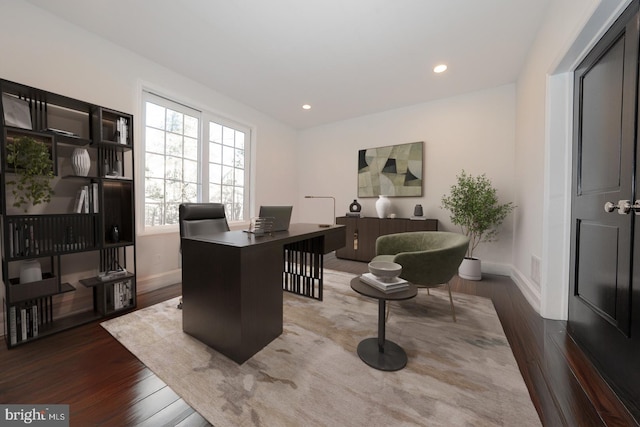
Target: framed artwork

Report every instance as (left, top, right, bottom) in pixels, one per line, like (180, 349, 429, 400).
(358, 141, 423, 197)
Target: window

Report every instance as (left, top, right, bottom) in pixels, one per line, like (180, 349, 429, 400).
(142, 91, 250, 229)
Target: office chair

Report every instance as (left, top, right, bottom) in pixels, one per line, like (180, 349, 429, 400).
(178, 203, 230, 309)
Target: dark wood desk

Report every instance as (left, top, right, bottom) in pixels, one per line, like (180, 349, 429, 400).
(181, 224, 345, 364)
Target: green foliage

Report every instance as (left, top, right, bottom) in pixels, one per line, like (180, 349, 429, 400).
(6, 136, 55, 211)
(441, 170, 514, 258)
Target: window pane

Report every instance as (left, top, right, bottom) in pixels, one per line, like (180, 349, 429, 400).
(222, 166, 234, 185)
(145, 177, 164, 202)
(236, 131, 245, 150)
(222, 126, 235, 147)
(146, 102, 165, 129)
(145, 203, 164, 226)
(210, 142, 222, 164)
(222, 145, 234, 166)
(146, 153, 165, 179)
(235, 148, 244, 169)
(166, 109, 183, 133)
(184, 159, 198, 183)
(210, 123, 222, 143)
(209, 183, 221, 202)
(184, 115, 198, 138)
(184, 137, 198, 160)
(210, 163, 221, 184)
(165, 203, 180, 225)
(166, 133, 183, 157)
(183, 182, 197, 202)
(166, 156, 183, 181)
(146, 128, 165, 154)
(235, 168, 244, 186)
(166, 180, 184, 203)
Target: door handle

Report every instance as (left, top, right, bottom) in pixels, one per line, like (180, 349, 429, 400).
(604, 200, 640, 215)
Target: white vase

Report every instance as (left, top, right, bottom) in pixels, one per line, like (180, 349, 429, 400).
(375, 195, 391, 219)
(458, 257, 482, 280)
(71, 147, 91, 176)
(20, 259, 42, 284)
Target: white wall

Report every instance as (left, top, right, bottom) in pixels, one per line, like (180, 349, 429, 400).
(297, 85, 517, 272)
(0, 1, 298, 323)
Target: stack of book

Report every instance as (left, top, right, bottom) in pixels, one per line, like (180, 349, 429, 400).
(360, 273, 409, 293)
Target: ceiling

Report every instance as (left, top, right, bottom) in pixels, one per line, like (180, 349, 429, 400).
(25, 0, 552, 129)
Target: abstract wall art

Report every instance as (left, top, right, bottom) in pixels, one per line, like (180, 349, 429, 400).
(358, 141, 423, 197)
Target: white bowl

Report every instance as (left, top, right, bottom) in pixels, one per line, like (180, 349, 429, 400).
(368, 261, 402, 281)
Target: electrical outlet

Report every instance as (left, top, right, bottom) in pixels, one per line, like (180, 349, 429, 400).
(531, 255, 541, 285)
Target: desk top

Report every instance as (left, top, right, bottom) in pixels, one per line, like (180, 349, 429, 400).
(184, 223, 345, 249)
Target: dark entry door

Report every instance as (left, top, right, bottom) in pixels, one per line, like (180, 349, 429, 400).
(569, 2, 640, 417)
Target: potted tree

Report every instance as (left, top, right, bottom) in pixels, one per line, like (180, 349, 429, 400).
(441, 170, 514, 280)
(6, 136, 55, 212)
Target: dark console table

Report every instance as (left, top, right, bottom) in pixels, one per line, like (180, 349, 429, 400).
(336, 216, 438, 261)
(181, 223, 345, 364)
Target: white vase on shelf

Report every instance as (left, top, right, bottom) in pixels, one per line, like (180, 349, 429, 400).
(375, 195, 391, 219)
(71, 147, 90, 176)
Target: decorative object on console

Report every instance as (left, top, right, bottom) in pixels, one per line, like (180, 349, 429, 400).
(358, 141, 423, 197)
(5, 136, 55, 211)
(413, 204, 423, 217)
(347, 199, 362, 217)
(71, 147, 90, 176)
(304, 195, 335, 227)
(441, 170, 515, 280)
(375, 195, 391, 219)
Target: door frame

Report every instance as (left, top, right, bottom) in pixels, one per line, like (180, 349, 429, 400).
(541, 0, 632, 320)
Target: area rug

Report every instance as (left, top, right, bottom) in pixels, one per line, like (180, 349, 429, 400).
(101, 270, 541, 426)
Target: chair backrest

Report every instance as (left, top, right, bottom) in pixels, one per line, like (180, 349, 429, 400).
(374, 231, 469, 286)
(179, 203, 230, 247)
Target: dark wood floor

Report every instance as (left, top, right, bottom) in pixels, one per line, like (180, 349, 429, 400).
(1, 254, 638, 426)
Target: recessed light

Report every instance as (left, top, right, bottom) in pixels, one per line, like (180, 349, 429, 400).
(433, 64, 447, 73)
(302, 104, 311, 110)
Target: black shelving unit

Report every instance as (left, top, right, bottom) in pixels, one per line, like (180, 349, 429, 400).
(0, 78, 136, 347)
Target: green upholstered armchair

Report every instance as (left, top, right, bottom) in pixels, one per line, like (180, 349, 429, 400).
(372, 231, 469, 321)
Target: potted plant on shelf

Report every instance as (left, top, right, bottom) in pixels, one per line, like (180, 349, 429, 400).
(441, 170, 515, 280)
(6, 136, 55, 212)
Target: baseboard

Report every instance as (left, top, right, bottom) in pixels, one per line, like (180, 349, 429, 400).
(509, 267, 542, 315)
(136, 269, 182, 295)
(481, 261, 512, 276)
(480, 261, 542, 315)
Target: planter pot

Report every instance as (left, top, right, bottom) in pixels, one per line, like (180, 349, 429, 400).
(375, 195, 391, 219)
(71, 147, 91, 176)
(458, 257, 481, 281)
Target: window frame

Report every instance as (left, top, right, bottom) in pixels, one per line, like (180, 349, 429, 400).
(139, 90, 252, 235)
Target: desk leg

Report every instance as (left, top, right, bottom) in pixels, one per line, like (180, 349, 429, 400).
(357, 299, 408, 371)
(283, 237, 324, 300)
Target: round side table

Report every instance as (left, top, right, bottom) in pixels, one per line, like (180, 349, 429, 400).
(350, 277, 417, 371)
